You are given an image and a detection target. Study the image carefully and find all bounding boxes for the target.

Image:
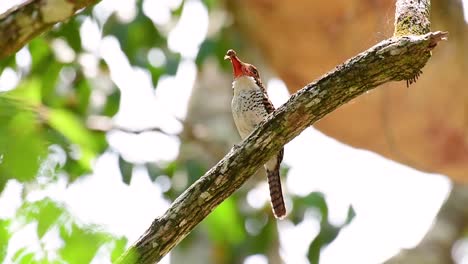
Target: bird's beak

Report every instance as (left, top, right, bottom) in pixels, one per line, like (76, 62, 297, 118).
(225, 49, 244, 78)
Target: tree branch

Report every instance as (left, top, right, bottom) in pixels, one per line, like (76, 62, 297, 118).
(116, 30, 447, 263)
(0, 0, 100, 60)
(394, 0, 431, 36)
(115, 0, 448, 263)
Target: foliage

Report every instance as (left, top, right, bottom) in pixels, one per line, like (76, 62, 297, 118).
(0, 198, 127, 263)
(0, 0, 355, 263)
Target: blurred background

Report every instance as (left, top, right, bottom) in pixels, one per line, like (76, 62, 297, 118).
(0, 0, 467, 263)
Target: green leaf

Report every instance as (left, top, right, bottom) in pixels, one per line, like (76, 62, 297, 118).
(102, 88, 120, 117)
(47, 109, 97, 152)
(345, 205, 356, 225)
(148, 65, 164, 87)
(110, 237, 128, 262)
(118, 156, 133, 185)
(0, 110, 46, 182)
(0, 56, 16, 73)
(47, 108, 106, 173)
(303, 192, 328, 222)
(4, 78, 42, 106)
(165, 52, 181, 75)
(163, 161, 178, 178)
(59, 224, 111, 264)
(195, 39, 215, 67)
(103, 10, 164, 67)
(0, 220, 10, 263)
(16, 199, 67, 238)
(75, 77, 92, 115)
(39, 62, 63, 107)
(29, 38, 53, 72)
(184, 159, 205, 184)
(50, 17, 82, 52)
(202, 0, 217, 10)
(204, 198, 245, 244)
(147, 163, 164, 181)
(36, 200, 64, 238)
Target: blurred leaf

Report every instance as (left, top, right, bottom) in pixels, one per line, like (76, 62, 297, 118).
(163, 160, 178, 178)
(102, 88, 121, 117)
(195, 39, 216, 67)
(0, 220, 10, 263)
(171, 2, 184, 17)
(29, 38, 53, 72)
(148, 65, 164, 87)
(204, 198, 245, 244)
(75, 77, 91, 115)
(39, 62, 62, 107)
(243, 216, 277, 255)
(12, 248, 35, 264)
(111, 237, 129, 262)
(5, 78, 42, 106)
(47, 109, 105, 153)
(103, 9, 164, 67)
(147, 163, 164, 181)
(303, 192, 328, 220)
(36, 200, 64, 238)
(59, 223, 111, 264)
(63, 158, 91, 182)
(0, 109, 46, 182)
(202, 0, 217, 10)
(196, 30, 239, 70)
(50, 18, 82, 52)
(185, 159, 205, 184)
(119, 156, 133, 185)
(0, 56, 16, 73)
(16, 199, 66, 238)
(47, 108, 107, 178)
(165, 52, 181, 76)
(345, 205, 356, 225)
(47, 108, 98, 152)
(304, 192, 356, 264)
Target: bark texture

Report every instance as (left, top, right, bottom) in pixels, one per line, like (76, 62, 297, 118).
(229, 0, 468, 182)
(116, 31, 447, 263)
(0, 0, 99, 59)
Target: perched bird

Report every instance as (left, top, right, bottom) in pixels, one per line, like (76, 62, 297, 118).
(224, 49, 286, 219)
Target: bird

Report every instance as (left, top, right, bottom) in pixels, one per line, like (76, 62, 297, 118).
(224, 49, 286, 219)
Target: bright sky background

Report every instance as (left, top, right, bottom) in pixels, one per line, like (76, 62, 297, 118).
(0, 0, 467, 264)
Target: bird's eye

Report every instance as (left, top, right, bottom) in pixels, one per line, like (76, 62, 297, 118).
(251, 68, 258, 75)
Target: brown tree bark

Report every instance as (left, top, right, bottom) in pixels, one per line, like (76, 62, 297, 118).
(229, 0, 468, 182)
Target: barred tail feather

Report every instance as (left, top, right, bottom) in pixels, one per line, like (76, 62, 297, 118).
(266, 169, 286, 219)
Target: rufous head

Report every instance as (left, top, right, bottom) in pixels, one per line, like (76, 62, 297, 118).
(224, 49, 260, 79)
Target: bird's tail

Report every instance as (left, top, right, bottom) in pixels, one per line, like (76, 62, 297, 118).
(266, 168, 286, 219)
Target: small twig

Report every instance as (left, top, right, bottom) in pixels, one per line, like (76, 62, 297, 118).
(86, 115, 178, 137)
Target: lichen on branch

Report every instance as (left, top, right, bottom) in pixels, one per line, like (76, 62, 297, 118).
(394, 0, 431, 36)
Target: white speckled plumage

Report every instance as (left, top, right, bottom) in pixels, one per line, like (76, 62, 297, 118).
(231, 76, 269, 139)
(226, 49, 286, 218)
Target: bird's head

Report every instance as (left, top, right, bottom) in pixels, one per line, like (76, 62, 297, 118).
(224, 49, 260, 80)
